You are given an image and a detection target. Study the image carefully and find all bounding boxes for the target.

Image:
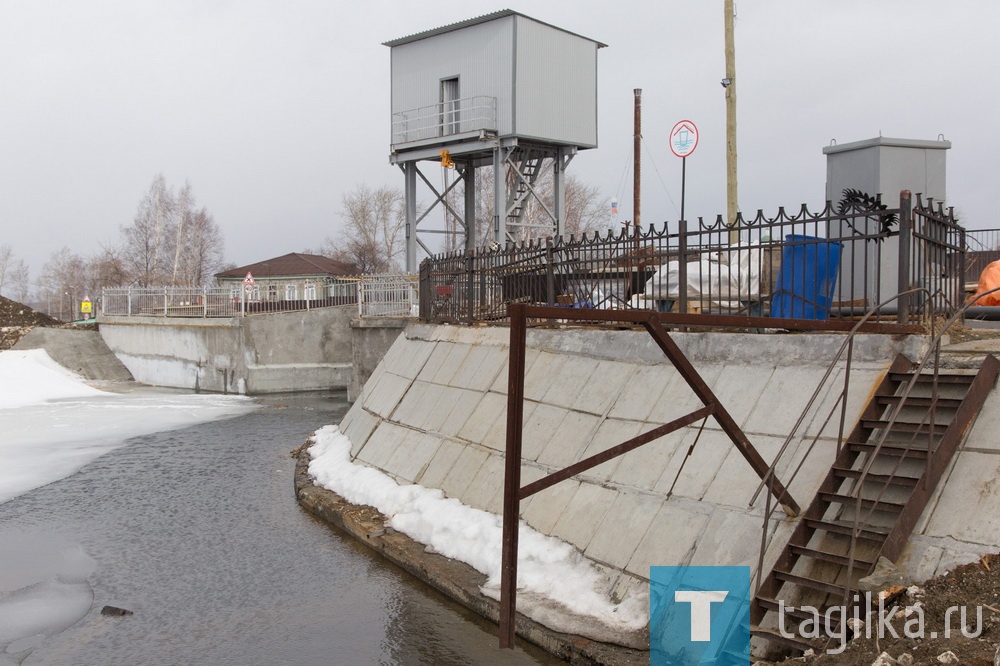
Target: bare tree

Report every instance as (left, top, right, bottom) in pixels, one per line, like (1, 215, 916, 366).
(8, 260, 29, 303)
(120, 175, 225, 286)
(322, 184, 406, 273)
(178, 207, 225, 286)
(0, 244, 13, 295)
(37, 247, 87, 321)
(122, 174, 175, 286)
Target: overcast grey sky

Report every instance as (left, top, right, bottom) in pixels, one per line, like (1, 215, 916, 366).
(2, 1, 996, 285)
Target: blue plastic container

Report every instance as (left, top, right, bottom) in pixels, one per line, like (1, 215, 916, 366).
(770, 235, 843, 320)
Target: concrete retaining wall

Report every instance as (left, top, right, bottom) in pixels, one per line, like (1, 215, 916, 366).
(98, 306, 355, 394)
(348, 317, 408, 402)
(339, 323, 1000, 604)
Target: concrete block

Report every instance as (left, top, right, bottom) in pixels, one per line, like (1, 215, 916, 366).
(652, 429, 732, 501)
(355, 422, 411, 470)
(457, 391, 507, 445)
(489, 347, 539, 396)
(389, 379, 436, 427)
(610, 425, 688, 491)
(429, 343, 473, 387)
(343, 405, 380, 457)
(701, 434, 789, 511)
(535, 411, 600, 469)
(388, 338, 437, 380)
(521, 477, 580, 535)
(691, 508, 768, 567)
(743, 365, 833, 438)
(585, 491, 664, 571)
(550, 482, 619, 552)
(964, 388, 1000, 452)
(364, 372, 413, 419)
(646, 364, 723, 426)
(439, 445, 490, 501)
(413, 341, 452, 383)
(448, 344, 507, 392)
(437, 388, 485, 438)
(420, 384, 472, 433)
(709, 364, 773, 429)
(897, 539, 945, 584)
(462, 453, 506, 513)
(922, 451, 1000, 545)
(360, 362, 386, 403)
(626, 501, 712, 577)
(416, 438, 467, 489)
(338, 399, 360, 441)
(481, 399, 527, 453)
(383, 429, 444, 484)
(521, 402, 570, 461)
(576, 418, 643, 482)
(607, 364, 666, 422)
(540, 355, 596, 409)
(573, 359, 635, 417)
(523, 351, 568, 402)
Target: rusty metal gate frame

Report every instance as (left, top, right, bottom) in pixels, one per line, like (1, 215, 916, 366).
(498, 303, 807, 648)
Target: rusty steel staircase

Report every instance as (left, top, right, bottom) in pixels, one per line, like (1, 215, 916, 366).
(751, 352, 1000, 652)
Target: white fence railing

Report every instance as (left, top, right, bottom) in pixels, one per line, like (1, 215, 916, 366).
(101, 275, 419, 319)
(391, 95, 497, 145)
(358, 274, 419, 317)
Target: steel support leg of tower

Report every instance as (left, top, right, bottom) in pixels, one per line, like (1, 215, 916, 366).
(404, 162, 418, 272)
(463, 164, 476, 252)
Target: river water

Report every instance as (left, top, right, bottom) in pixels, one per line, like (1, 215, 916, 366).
(0, 391, 558, 665)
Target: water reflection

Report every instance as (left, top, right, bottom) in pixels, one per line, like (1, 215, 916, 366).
(0, 391, 558, 665)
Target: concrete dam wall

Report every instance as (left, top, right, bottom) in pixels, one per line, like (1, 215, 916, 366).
(337, 323, 1000, 625)
(98, 307, 405, 395)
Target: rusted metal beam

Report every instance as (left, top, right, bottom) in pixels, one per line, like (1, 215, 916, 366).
(499, 303, 528, 649)
(517, 305, 924, 335)
(519, 405, 715, 500)
(641, 315, 800, 516)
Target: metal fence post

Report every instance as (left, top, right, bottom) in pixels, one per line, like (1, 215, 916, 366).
(357, 280, 364, 318)
(419, 261, 431, 321)
(545, 237, 555, 306)
(127, 287, 132, 316)
(465, 250, 475, 324)
(678, 219, 689, 314)
(164, 288, 168, 317)
(897, 190, 912, 325)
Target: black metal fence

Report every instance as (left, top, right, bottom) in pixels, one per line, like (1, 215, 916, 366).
(419, 192, 966, 327)
(964, 228, 1000, 284)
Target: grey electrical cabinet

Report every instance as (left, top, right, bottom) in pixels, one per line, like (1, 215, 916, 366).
(824, 136, 951, 304)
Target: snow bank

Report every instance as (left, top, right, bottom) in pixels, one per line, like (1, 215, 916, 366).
(0, 349, 104, 408)
(0, 349, 257, 504)
(308, 425, 649, 645)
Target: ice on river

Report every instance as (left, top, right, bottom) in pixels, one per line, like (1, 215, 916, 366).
(0, 348, 257, 659)
(0, 348, 257, 504)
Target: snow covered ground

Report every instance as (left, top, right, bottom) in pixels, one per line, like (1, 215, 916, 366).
(0, 349, 257, 504)
(308, 425, 649, 646)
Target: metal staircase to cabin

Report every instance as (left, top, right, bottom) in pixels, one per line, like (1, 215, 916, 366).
(505, 150, 546, 235)
(751, 352, 1000, 653)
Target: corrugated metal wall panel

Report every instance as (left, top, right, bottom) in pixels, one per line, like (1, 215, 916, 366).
(389, 16, 514, 139)
(514, 17, 599, 148)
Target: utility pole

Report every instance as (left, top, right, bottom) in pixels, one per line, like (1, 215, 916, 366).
(633, 88, 642, 235)
(724, 0, 738, 244)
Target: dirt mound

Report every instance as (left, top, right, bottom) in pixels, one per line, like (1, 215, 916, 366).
(0, 295, 63, 350)
(768, 553, 1000, 666)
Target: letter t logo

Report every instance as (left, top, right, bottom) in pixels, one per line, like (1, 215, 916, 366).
(674, 590, 729, 641)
